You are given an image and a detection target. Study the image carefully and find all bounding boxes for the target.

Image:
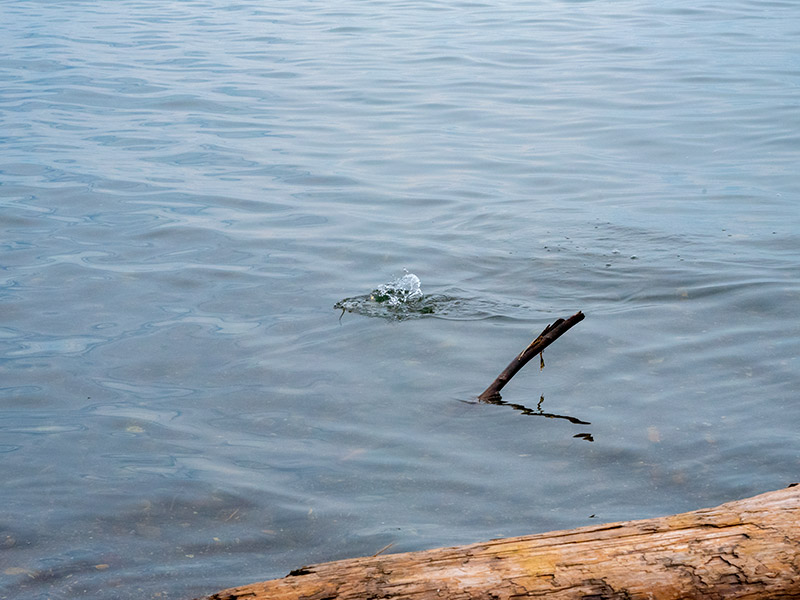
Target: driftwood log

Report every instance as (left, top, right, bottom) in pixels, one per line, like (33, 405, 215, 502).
(202, 485, 800, 600)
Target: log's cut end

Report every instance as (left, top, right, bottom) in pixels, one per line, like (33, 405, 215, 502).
(200, 485, 800, 600)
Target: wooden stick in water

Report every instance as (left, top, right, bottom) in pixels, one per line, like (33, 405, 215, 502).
(478, 311, 585, 401)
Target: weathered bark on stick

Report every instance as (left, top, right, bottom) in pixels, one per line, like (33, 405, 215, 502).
(201, 485, 800, 600)
(479, 311, 585, 401)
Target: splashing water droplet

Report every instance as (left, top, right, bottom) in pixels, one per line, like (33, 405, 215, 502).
(370, 272, 422, 307)
(335, 271, 429, 320)
(335, 273, 523, 321)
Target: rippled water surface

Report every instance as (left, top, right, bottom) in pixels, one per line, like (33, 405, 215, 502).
(2, 0, 799, 598)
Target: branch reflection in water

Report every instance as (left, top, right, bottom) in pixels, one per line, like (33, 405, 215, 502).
(467, 395, 594, 441)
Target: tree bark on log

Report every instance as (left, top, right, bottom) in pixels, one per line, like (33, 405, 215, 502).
(201, 485, 800, 600)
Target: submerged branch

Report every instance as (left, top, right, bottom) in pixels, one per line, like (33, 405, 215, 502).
(478, 311, 584, 402)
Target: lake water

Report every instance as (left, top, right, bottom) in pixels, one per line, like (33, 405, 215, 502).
(1, 0, 799, 598)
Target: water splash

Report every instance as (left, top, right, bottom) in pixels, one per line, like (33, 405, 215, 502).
(335, 273, 521, 321)
(335, 271, 431, 321)
(368, 271, 423, 307)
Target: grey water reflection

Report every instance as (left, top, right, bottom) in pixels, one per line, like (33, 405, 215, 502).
(2, 0, 800, 598)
